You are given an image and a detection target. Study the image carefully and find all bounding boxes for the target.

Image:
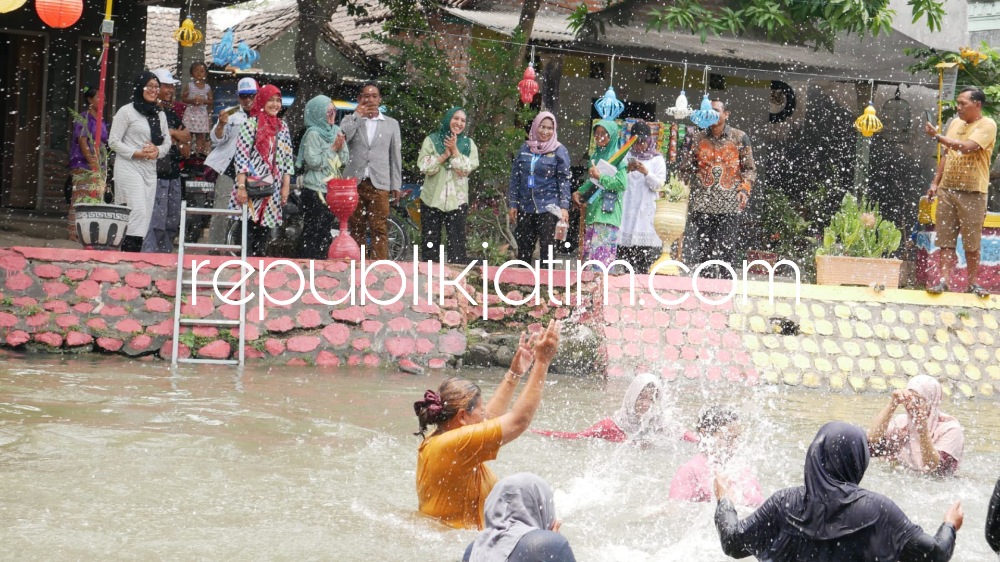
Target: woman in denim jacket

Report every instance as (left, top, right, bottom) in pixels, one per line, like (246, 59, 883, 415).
(508, 112, 572, 263)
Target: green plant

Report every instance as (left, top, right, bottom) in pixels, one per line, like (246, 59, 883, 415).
(67, 107, 110, 204)
(659, 174, 689, 203)
(816, 193, 901, 258)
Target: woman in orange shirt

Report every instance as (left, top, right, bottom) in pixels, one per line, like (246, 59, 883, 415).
(413, 320, 561, 529)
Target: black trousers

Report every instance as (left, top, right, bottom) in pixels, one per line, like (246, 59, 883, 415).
(514, 211, 558, 264)
(421, 204, 468, 263)
(617, 245, 661, 275)
(247, 219, 270, 257)
(299, 189, 336, 260)
(687, 211, 741, 277)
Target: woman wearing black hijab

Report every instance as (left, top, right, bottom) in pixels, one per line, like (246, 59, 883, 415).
(715, 421, 962, 562)
(988, 476, 1000, 555)
(108, 71, 171, 252)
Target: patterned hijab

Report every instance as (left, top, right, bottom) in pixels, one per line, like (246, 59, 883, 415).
(249, 84, 283, 174)
(526, 111, 562, 155)
(629, 120, 660, 160)
(589, 119, 620, 165)
(430, 106, 471, 157)
(131, 71, 164, 146)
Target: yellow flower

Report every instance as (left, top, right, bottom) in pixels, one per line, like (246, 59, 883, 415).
(960, 47, 988, 66)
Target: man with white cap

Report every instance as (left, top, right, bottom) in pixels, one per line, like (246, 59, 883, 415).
(205, 77, 258, 244)
(142, 68, 190, 253)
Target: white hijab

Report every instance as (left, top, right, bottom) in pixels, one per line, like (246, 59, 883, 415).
(469, 473, 557, 562)
(610, 373, 667, 439)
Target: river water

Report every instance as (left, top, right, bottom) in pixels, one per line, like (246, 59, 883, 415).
(0, 355, 996, 561)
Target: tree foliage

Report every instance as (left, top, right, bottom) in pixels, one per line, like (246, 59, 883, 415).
(907, 43, 1000, 124)
(571, 0, 945, 51)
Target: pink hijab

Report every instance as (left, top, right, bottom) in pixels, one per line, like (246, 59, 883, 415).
(891, 375, 964, 470)
(526, 112, 562, 155)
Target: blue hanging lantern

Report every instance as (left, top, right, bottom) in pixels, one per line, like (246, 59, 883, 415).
(594, 86, 624, 120)
(233, 41, 259, 70)
(211, 28, 236, 67)
(594, 55, 624, 120)
(689, 66, 719, 128)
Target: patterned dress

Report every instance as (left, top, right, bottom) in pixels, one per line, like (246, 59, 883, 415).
(229, 117, 294, 228)
(182, 82, 212, 133)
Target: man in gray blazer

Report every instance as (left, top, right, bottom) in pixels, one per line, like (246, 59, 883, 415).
(340, 83, 402, 261)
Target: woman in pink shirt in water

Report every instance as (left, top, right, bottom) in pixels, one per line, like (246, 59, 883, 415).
(534, 373, 669, 444)
(669, 406, 763, 507)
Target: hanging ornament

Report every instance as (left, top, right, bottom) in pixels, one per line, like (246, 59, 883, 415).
(517, 45, 540, 105)
(0, 0, 28, 14)
(594, 55, 624, 120)
(35, 0, 83, 28)
(854, 104, 884, 137)
(665, 61, 692, 120)
(232, 41, 259, 70)
(174, 18, 204, 47)
(689, 66, 719, 128)
(880, 83, 911, 144)
(211, 28, 236, 67)
(854, 80, 883, 137)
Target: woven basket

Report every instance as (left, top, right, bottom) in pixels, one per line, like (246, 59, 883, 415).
(815, 255, 902, 288)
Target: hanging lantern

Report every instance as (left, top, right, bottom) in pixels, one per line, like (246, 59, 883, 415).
(232, 41, 259, 70)
(211, 28, 236, 67)
(594, 86, 624, 120)
(517, 65, 540, 105)
(665, 61, 692, 120)
(854, 104, 884, 137)
(173, 18, 204, 48)
(35, 0, 83, 28)
(880, 84, 911, 144)
(689, 67, 719, 128)
(0, 0, 27, 14)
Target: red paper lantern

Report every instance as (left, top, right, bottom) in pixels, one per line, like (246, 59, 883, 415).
(517, 65, 540, 105)
(35, 0, 83, 29)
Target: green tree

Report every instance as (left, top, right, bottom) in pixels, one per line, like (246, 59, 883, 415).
(907, 43, 1000, 125)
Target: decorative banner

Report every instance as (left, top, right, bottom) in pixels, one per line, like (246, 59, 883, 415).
(35, 0, 83, 28)
(0, 0, 28, 14)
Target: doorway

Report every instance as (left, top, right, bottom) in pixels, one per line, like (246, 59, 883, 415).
(1, 33, 47, 209)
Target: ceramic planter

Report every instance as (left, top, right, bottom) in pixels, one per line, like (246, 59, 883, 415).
(74, 203, 131, 250)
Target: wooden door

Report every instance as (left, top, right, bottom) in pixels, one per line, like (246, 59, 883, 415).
(1, 34, 45, 209)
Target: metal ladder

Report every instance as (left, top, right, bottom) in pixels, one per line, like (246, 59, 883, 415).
(172, 201, 248, 366)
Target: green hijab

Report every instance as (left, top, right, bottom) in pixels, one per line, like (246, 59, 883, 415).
(590, 119, 620, 164)
(429, 107, 471, 157)
(296, 95, 340, 169)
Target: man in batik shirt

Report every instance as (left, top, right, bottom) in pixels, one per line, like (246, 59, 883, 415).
(680, 99, 756, 277)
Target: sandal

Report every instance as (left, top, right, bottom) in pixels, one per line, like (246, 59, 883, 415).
(968, 284, 990, 298)
(926, 282, 946, 295)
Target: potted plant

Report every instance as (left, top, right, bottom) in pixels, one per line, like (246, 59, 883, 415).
(651, 173, 689, 274)
(68, 108, 130, 250)
(815, 193, 903, 287)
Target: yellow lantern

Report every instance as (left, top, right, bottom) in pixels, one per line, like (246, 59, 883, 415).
(173, 18, 204, 47)
(0, 0, 28, 14)
(854, 104, 883, 137)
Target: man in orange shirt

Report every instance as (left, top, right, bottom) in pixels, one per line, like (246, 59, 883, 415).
(925, 87, 996, 297)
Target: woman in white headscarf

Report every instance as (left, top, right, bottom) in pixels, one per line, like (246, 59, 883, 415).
(463, 473, 575, 562)
(534, 373, 670, 443)
(869, 374, 964, 476)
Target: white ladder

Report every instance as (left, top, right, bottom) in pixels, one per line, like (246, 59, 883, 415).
(171, 201, 249, 366)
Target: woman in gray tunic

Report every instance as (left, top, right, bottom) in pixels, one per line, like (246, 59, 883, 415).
(108, 71, 171, 252)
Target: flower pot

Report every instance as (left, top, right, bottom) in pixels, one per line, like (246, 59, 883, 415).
(74, 203, 131, 250)
(651, 199, 688, 275)
(815, 254, 902, 288)
(325, 177, 361, 260)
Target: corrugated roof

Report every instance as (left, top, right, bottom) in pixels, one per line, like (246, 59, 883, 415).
(440, 7, 577, 43)
(145, 7, 181, 74)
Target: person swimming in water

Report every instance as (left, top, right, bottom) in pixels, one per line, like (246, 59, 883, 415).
(533, 373, 671, 444)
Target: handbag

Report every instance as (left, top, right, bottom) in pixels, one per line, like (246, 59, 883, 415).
(245, 175, 275, 200)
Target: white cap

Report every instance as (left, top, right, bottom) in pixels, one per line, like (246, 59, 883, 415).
(237, 77, 259, 95)
(151, 68, 179, 85)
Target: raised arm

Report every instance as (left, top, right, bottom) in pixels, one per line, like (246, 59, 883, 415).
(483, 331, 536, 419)
(497, 320, 560, 444)
(714, 493, 783, 559)
(899, 501, 962, 562)
(868, 389, 905, 455)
